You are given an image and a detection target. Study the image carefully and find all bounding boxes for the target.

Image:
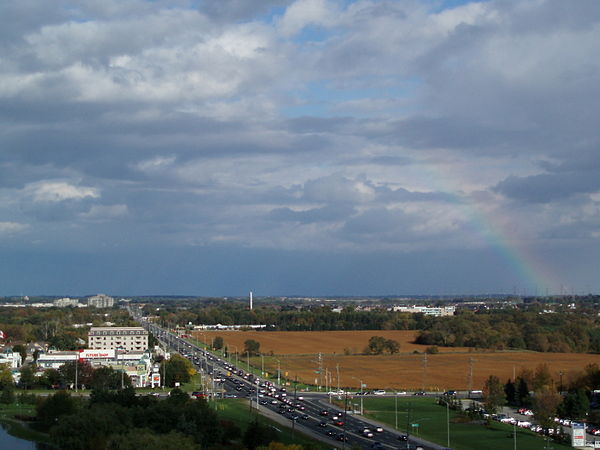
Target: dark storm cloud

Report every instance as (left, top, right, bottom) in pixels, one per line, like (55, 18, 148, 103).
(495, 170, 600, 203)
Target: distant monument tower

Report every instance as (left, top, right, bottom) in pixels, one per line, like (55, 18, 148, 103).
(249, 291, 253, 310)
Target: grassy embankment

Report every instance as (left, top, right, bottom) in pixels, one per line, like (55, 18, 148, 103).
(360, 397, 572, 450)
(210, 398, 332, 449)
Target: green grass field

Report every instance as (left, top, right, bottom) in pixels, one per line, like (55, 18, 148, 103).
(217, 399, 331, 449)
(361, 397, 572, 450)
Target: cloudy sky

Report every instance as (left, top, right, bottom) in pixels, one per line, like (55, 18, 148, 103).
(1, 0, 599, 296)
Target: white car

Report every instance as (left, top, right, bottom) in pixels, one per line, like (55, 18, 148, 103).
(373, 390, 386, 395)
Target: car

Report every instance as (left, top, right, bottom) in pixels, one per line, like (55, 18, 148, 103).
(373, 389, 386, 395)
(414, 391, 425, 396)
(398, 434, 408, 441)
(375, 426, 383, 432)
(325, 430, 336, 437)
(336, 434, 348, 442)
(319, 421, 328, 427)
(363, 429, 374, 438)
(333, 420, 345, 427)
(444, 390, 457, 396)
(301, 414, 309, 420)
(320, 410, 329, 416)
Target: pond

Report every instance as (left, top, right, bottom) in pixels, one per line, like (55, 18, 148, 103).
(0, 423, 37, 449)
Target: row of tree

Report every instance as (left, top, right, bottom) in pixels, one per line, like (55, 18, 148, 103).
(32, 388, 310, 449)
(147, 301, 600, 353)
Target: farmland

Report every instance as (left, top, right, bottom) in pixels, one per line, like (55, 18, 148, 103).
(194, 330, 600, 391)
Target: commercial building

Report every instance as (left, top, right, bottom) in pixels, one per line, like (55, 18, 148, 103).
(88, 327, 148, 352)
(87, 294, 115, 308)
(53, 297, 80, 307)
(36, 349, 154, 387)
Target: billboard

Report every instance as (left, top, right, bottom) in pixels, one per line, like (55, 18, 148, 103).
(79, 349, 116, 360)
(572, 422, 586, 447)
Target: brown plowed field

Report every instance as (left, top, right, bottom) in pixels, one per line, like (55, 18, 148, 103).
(192, 330, 600, 391)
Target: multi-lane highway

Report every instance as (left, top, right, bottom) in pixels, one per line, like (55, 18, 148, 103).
(133, 312, 446, 450)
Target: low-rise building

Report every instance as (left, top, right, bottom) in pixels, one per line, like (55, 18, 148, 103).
(0, 348, 22, 368)
(391, 305, 456, 316)
(36, 349, 154, 387)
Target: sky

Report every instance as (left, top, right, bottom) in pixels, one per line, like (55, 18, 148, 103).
(1, 0, 600, 296)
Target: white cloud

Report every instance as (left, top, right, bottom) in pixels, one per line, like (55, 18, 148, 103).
(0, 221, 29, 234)
(25, 181, 99, 203)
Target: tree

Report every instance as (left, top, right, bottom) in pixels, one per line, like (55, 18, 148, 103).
(559, 389, 589, 420)
(533, 387, 562, 430)
(483, 375, 505, 415)
(36, 390, 77, 428)
(516, 377, 532, 407)
(532, 363, 552, 391)
(160, 354, 194, 387)
(0, 364, 14, 389)
(213, 336, 224, 350)
(0, 386, 15, 404)
(244, 339, 261, 357)
(366, 336, 386, 355)
(504, 379, 516, 406)
(19, 365, 35, 389)
(384, 339, 400, 354)
(11, 344, 27, 362)
(107, 429, 197, 450)
(243, 419, 278, 450)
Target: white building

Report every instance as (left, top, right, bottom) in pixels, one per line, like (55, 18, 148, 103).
(0, 349, 23, 368)
(36, 349, 154, 387)
(53, 297, 80, 307)
(87, 294, 115, 308)
(88, 327, 149, 352)
(392, 305, 456, 316)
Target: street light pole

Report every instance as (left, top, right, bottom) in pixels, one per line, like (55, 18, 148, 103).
(277, 359, 281, 386)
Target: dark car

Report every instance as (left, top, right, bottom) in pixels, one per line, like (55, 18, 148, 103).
(319, 421, 328, 427)
(336, 434, 348, 442)
(398, 434, 409, 441)
(320, 410, 329, 416)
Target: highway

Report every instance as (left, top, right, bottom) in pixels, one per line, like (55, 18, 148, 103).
(131, 308, 447, 450)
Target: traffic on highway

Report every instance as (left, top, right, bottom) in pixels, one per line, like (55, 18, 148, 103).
(132, 310, 445, 450)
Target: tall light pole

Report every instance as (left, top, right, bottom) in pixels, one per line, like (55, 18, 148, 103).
(276, 359, 281, 386)
(231, 345, 238, 368)
(261, 354, 264, 377)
